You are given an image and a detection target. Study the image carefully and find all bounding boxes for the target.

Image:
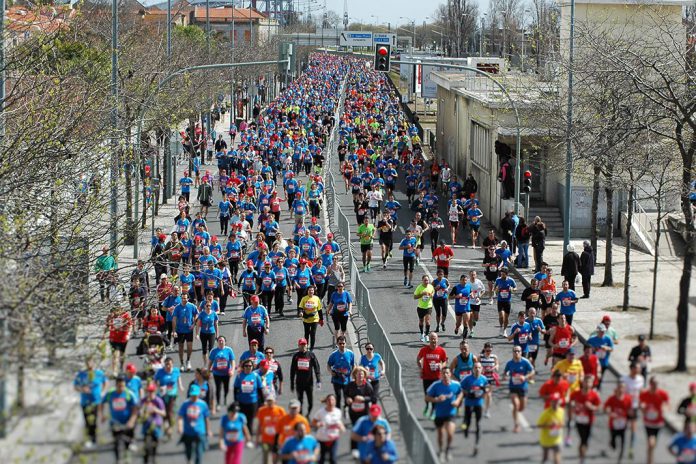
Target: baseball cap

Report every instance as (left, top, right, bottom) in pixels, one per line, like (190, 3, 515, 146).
(146, 382, 157, 392)
(247, 260, 254, 266)
(189, 384, 201, 397)
(259, 360, 270, 369)
(596, 324, 607, 332)
(298, 338, 308, 346)
(289, 399, 301, 409)
(327, 233, 334, 238)
(250, 339, 259, 345)
(250, 294, 260, 303)
(369, 404, 382, 416)
(602, 315, 611, 322)
(125, 363, 137, 373)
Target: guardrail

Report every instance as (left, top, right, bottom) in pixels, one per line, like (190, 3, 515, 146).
(323, 80, 439, 464)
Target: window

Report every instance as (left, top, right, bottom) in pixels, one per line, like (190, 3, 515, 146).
(470, 122, 491, 172)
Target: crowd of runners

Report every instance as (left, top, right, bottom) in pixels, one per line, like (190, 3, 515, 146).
(83, 52, 696, 464)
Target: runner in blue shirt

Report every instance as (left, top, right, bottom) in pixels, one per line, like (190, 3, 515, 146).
(172, 293, 198, 372)
(503, 347, 535, 433)
(179, 173, 194, 202)
(327, 336, 355, 409)
(362, 424, 399, 464)
(219, 403, 251, 462)
(177, 384, 211, 464)
(494, 268, 517, 337)
(432, 269, 449, 334)
(279, 422, 320, 464)
(242, 295, 270, 350)
(668, 426, 696, 464)
(460, 362, 489, 452)
(73, 358, 107, 446)
(351, 405, 392, 461)
(525, 307, 546, 368)
(507, 310, 533, 355)
(233, 359, 264, 431)
(449, 274, 472, 339)
(467, 201, 483, 248)
(101, 375, 138, 462)
(208, 336, 236, 405)
(425, 367, 463, 461)
(555, 280, 579, 325)
(399, 231, 417, 288)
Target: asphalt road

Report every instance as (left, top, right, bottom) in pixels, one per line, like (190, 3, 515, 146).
(72, 133, 407, 464)
(326, 153, 675, 463)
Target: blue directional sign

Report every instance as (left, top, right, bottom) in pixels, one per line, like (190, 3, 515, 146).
(340, 31, 374, 47)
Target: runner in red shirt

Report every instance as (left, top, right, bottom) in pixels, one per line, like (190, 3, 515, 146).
(604, 382, 634, 462)
(106, 306, 133, 376)
(539, 371, 570, 408)
(639, 377, 670, 464)
(548, 315, 576, 367)
(417, 332, 448, 419)
(433, 242, 454, 278)
(579, 344, 600, 388)
(569, 377, 602, 463)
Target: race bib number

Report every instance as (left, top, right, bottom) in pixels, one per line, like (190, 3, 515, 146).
(436, 289, 445, 297)
(531, 293, 539, 302)
(458, 296, 469, 305)
(351, 400, 365, 412)
(186, 405, 200, 420)
(297, 360, 310, 371)
(559, 339, 570, 349)
(428, 361, 441, 372)
(597, 349, 607, 359)
(336, 304, 347, 312)
(226, 431, 239, 442)
(645, 409, 659, 421)
(613, 417, 627, 430)
(299, 277, 308, 286)
(489, 265, 497, 272)
(562, 298, 571, 306)
(216, 358, 228, 370)
(499, 290, 510, 299)
(251, 314, 262, 325)
(230, 251, 240, 258)
(528, 344, 538, 353)
(575, 413, 590, 424)
(241, 380, 254, 393)
(244, 278, 253, 287)
(518, 333, 528, 344)
(421, 295, 430, 302)
(568, 374, 577, 384)
(512, 374, 524, 385)
(548, 425, 561, 437)
(112, 397, 127, 411)
(206, 278, 217, 287)
(264, 426, 276, 436)
(263, 277, 272, 286)
(368, 367, 376, 380)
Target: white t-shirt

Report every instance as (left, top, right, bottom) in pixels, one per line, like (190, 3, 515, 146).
(469, 279, 485, 305)
(311, 407, 344, 442)
(367, 190, 383, 208)
(621, 374, 645, 408)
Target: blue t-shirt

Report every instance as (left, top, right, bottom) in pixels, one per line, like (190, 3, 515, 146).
(669, 433, 696, 463)
(221, 413, 247, 445)
(173, 302, 198, 333)
(509, 321, 533, 352)
(400, 237, 417, 258)
(154, 367, 181, 397)
(432, 278, 449, 301)
(328, 349, 355, 385)
(293, 268, 313, 289)
(280, 435, 319, 464)
(527, 317, 546, 346)
(495, 277, 516, 302)
(360, 353, 383, 381)
(352, 416, 392, 459)
(504, 358, 534, 390)
(209, 346, 235, 376)
(330, 291, 353, 317)
(426, 380, 462, 418)
(243, 305, 268, 329)
(103, 389, 137, 425)
(178, 399, 210, 437)
(234, 371, 263, 404)
(126, 375, 143, 404)
(587, 334, 614, 367)
(460, 374, 489, 407)
(467, 208, 482, 225)
(198, 310, 219, 334)
(555, 290, 578, 315)
(363, 439, 399, 464)
(74, 369, 106, 407)
(180, 177, 193, 193)
(451, 283, 471, 313)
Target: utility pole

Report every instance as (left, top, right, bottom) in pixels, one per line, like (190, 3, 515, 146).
(0, 0, 6, 440)
(164, 0, 172, 201)
(110, 0, 119, 253)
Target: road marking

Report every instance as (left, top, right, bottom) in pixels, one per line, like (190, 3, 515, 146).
(509, 404, 532, 432)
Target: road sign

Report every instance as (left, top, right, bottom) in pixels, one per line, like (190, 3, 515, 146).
(373, 33, 396, 47)
(339, 31, 373, 47)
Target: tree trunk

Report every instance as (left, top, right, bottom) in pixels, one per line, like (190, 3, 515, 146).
(163, 131, 171, 204)
(603, 175, 614, 286)
(591, 164, 601, 265)
(622, 184, 634, 311)
(675, 153, 694, 371)
(649, 208, 662, 340)
(15, 327, 26, 409)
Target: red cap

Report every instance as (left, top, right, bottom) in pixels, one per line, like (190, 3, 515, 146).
(211, 236, 218, 242)
(311, 217, 318, 223)
(602, 315, 611, 322)
(259, 360, 270, 369)
(327, 233, 334, 238)
(194, 236, 202, 242)
(247, 260, 254, 266)
(369, 404, 382, 416)
(250, 294, 260, 303)
(146, 382, 157, 392)
(158, 234, 166, 241)
(298, 338, 308, 345)
(125, 363, 137, 373)
(690, 382, 696, 392)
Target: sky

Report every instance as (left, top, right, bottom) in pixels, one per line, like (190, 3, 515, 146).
(322, 0, 488, 28)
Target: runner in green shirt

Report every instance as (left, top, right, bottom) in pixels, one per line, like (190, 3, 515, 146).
(357, 216, 376, 273)
(94, 245, 118, 302)
(414, 275, 435, 342)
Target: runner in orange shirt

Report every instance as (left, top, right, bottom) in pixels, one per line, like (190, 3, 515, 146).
(276, 399, 310, 450)
(255, 395, 287, 464)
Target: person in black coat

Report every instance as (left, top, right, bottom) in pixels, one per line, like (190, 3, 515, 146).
(561, 244, 581, 291)
(579, 240, 595, 298)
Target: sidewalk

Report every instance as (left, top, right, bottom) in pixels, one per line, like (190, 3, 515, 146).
(515, 236, 696, 430)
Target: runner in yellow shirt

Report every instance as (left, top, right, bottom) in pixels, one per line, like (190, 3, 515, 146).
(537, 392, 565, 464)
(414, 275, 435, 343)
(299, 285, 323, 351)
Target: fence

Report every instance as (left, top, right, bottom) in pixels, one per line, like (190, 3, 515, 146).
(323, 83, 439, 464)
(386, 75, 424, 140)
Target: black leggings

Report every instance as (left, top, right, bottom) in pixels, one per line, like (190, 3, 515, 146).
(332, 383, 347, 409)
(296, 287, 308, 311)
(213, 374, 230, 405)
(200, 333, 215, 356)
(297, 383, 314, 415)
(274, 286, 287, 314)
(239, 402, 258, 431)
(433, 298, 447, 322)
(610, 428, 626, 458)
(303, 322, 318, 351)
(220, 216, 229, 236)
(82, 404, 98, 443)
(464, 405, 483, 444)
(143, 428, 159, 464)
(111, 427, 134, 462)
(261, 291, 274, 313)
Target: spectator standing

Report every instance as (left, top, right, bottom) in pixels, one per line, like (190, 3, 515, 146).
(561, 244, 581, 291)
(530, 217, 547, 272)
(515, 217, 530, 268)
(579, 241, 595, 298)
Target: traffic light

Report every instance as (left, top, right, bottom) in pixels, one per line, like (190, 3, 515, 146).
(523, 170, 532, 193)
(374, 44, 391, 72)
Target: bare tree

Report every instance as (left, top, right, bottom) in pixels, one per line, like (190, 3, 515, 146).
(433, 0, 478, 57)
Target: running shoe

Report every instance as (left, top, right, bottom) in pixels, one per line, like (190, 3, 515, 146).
(403, 278, 407, 287)
(446, 451, 453, 462)
(484, 410, 491, 418)
(469, 328, 475, 338)
(407, 283, 413, 289)
(454, 327, 458, 335)
(441, 323, 446, 332)
(351, 449, 360, 460)
(186, 360, 192, 371)
(383, 263, 387, 270)
(499, 327, 504, 337)
(503, 328, 508, 338)
(423, 406, 429, 418)
(564, 436, 572, 447)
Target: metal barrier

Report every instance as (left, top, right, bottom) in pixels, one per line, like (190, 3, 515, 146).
(323, 82, 439, 464)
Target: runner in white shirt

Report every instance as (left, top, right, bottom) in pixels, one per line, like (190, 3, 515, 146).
(468, 271, 486, 338)
(311, 393, 346, 462)
(367, 187, 383, 221)
(620, 363, 645, 459)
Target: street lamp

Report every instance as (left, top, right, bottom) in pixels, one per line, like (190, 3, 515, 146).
(564, 0, 576, 250)
(480, 13, 487, 57)
(400, 16, 416, 49)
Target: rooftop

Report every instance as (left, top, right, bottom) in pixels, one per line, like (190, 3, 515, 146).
(191, 6, 267, 22)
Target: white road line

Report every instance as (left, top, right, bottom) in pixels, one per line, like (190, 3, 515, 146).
(509, 404, 532, 431)
(398, 226, 405, 234)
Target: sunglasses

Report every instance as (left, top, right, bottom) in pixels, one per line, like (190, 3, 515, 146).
(265, 351, 274, 355)
(366, 347, 374, 351)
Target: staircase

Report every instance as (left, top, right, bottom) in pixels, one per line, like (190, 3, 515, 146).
(527, 203, 564, 237)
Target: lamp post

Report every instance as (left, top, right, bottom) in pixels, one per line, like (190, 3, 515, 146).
(564, 0, 576, 251)
(110, 0, 119, 254)
(480, 13, 487, 57)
